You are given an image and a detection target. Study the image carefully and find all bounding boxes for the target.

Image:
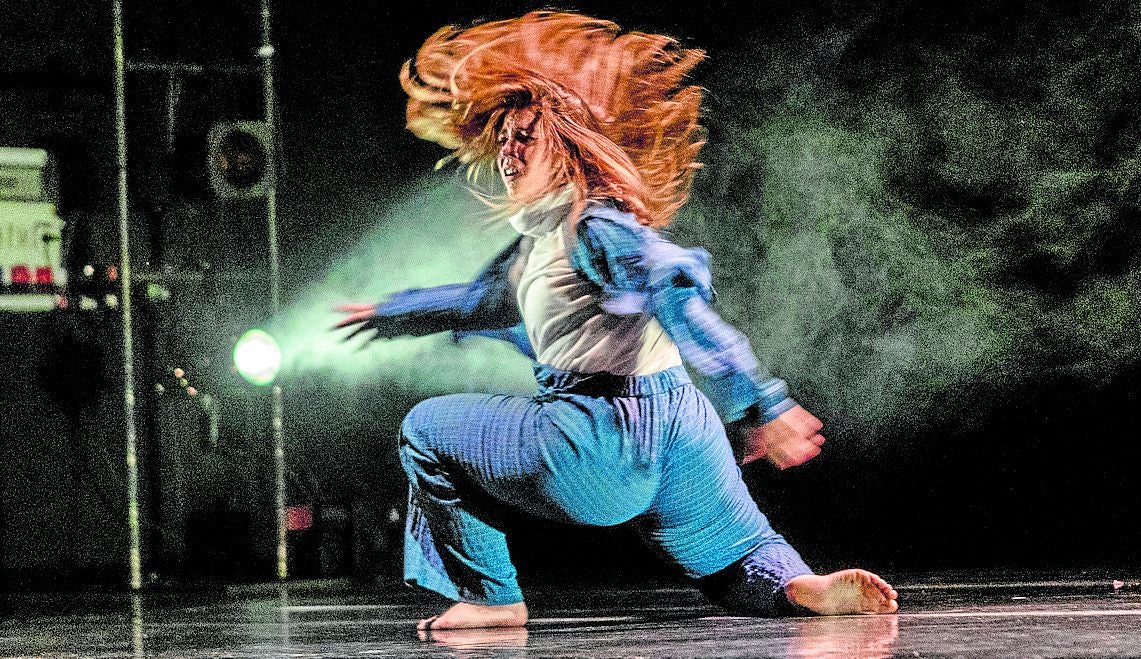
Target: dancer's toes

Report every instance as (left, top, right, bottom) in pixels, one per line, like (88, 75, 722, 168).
(417, 602, 528, 630)
(786, 569, 899, 615)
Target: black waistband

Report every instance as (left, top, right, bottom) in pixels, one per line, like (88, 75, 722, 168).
(533, 364, 691, 398)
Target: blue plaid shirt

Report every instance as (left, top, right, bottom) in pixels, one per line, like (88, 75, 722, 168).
(374, 204, 794, 424)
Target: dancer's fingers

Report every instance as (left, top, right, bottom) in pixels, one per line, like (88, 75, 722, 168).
(771, 440, 820, 469)
(332, 310, 374, 329)
(804, 413, 824, 435)
(343, 323, 373, 342)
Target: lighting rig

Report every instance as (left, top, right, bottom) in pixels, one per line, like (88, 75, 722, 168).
(106, 0, 288, 589)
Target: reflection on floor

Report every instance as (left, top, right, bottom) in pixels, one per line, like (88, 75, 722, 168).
(1, 573, 1139, 657)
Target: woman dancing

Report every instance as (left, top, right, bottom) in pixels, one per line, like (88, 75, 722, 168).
(336, 11, 898, 630)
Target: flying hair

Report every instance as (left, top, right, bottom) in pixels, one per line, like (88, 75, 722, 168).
(400, 11, 706, 227)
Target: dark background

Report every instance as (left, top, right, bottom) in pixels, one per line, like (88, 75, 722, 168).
(0, 0, 1138, 591)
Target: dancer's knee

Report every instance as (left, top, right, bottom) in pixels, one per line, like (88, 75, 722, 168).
(401, 397, 432, 439)
(400, 396, 455, 453)
(399, 398, 446, 479)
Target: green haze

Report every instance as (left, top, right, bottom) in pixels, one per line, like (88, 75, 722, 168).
(273, 178, 534, 397)
(276, 5, 1139, 445)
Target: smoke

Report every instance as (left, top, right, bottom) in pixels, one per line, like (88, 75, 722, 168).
(679, 110, 1009, 433)
(272, 178, 534, 397)
(275, 2, 1139, 446)
(674, 2, 1141, 436)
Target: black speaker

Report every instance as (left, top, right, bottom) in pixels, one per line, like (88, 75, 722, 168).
(206, 121, 273, 200)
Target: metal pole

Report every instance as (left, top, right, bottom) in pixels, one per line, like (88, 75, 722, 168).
(112, 0, 143, 591)
(258, 0, 288, 581)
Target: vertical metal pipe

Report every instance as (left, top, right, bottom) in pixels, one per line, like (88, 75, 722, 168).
(271, 384, 286, 579)
(131, 593, 145, 658)
(112, 0, 143, 591)
(278, 583, 292, 649)
(260, 5, 281, 316)
(164, 73, 180, 154)
(259, 0, 288, 581)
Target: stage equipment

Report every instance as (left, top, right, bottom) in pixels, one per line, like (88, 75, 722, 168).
(232, 328, 281, 386)
(109, 0, 287, 589)
(0, 147, 56, 202)
(112, 0, 143, 591)
(155, 366, 221, 449)
(257, 0, 289, 582)
(0, 147, 64, 312)
(0, 200, 65, 312)
(207, 121, 274, 200)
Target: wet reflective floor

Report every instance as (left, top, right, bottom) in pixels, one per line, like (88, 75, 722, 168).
(1, 573, 1139, 657)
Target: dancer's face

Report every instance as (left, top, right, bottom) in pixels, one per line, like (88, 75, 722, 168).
(497, 106, 554, 201)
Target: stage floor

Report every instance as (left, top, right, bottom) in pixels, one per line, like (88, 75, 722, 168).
(2, 573, 1139, 657)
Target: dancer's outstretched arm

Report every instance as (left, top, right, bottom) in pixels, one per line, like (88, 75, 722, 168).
(571, 210, 823, 468)
(334, 236, 529, 344)
(653, 289, 825, 468)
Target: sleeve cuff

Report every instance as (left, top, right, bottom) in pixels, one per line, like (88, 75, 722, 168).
(756, 377, 796, 423)
(452, 323, 536, 359)
(706, 372, 795, 424)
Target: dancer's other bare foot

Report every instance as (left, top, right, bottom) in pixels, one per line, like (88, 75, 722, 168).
(417, 602, 528, 630)
(785, 569, 899, 615)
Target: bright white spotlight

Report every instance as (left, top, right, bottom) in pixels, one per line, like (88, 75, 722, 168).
(233, 329, 282, 386)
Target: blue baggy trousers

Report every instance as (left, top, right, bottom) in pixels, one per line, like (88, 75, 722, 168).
(400, 364, 811, 611)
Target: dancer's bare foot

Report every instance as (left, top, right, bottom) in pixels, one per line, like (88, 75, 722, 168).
(417, 627, 530, 648)
(417, 602, 528, 630)
(785, 569, 899, 615)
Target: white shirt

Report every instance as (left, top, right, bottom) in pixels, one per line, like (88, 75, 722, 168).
(507, 193, 682, 375)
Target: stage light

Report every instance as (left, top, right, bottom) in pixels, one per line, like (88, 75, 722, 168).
(233, 329, 281, 386)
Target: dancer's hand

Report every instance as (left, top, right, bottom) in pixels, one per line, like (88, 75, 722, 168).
(739, 405, 825, 469)
(332, 302, 387, 343)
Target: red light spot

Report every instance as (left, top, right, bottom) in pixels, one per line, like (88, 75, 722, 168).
(106, 265, 119, 282)
(35, 267, 54, 285)
(10, 265, 31, 285)
(285, 505, 313, 532)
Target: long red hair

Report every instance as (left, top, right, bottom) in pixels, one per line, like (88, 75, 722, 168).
(400, 11, 705, 227)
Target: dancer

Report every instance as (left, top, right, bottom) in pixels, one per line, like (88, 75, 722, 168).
(336, 11, 897, 629)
